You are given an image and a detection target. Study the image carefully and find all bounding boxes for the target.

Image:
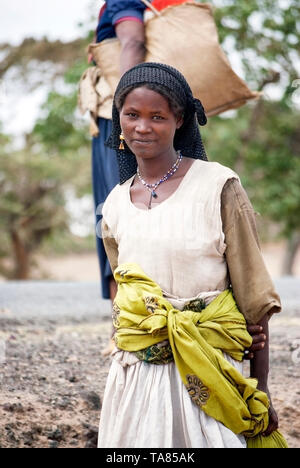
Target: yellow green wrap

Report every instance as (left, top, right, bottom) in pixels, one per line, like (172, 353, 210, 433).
(113, 263, 288, 448)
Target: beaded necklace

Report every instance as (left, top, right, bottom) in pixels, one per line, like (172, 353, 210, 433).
(137, 152, 183, 210)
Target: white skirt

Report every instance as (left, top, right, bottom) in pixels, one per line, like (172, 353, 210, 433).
(98, 349, 246, 448)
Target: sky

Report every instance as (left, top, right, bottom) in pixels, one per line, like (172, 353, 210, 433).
(0, 0, 104, 46)
(0, 0, 106, 138)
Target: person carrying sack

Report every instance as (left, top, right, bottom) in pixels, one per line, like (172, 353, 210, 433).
(85, 2, 149, 337)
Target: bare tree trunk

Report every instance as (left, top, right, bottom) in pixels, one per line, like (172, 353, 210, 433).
(282, 232, 300, 276)
(10, 230, 30, 279)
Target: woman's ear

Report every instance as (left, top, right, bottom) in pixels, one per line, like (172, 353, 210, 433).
(176, 114, 184, 129)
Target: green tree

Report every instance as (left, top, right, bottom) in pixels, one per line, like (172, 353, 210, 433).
(33, 58, 90, 158)
(0, 140, 89, 279)
(0, 32, 93, 279)
(0, 58, 92, 279)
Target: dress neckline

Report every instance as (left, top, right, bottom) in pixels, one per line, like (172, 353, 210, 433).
(127, 158, 198, 212)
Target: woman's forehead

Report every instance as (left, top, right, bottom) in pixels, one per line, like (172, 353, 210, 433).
(123, 86, 171, 110)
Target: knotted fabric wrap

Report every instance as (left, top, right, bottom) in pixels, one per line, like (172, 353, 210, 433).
(193, 98, 207, 126)
(113, 263, 288, 448)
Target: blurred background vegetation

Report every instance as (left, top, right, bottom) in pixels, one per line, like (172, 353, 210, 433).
(0, 0, 299, 280)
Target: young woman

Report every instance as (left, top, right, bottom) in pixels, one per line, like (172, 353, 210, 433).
(98, 62, 284, 448)
(92, 0, 266, 356)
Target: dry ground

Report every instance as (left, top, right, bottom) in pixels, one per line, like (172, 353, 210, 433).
(0, 320, 112, 449)
(0, 312, 299, 448)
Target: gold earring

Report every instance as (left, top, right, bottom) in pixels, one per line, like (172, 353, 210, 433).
(119, 133, 125, 150)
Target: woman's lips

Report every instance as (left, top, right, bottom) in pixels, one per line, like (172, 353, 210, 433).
(132, 139, 155, 145)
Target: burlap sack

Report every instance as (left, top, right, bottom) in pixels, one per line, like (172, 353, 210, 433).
(86, 1, 260, 119)
(78, 66, 113, 135)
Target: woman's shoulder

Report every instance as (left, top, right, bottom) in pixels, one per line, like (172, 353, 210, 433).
(103, 176, 134, 214)
(190, 158, 239, 180)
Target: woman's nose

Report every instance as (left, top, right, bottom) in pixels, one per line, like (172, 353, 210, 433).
(135, 120, 152, 133)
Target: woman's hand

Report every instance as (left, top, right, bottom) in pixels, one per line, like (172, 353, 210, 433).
(263, 403, 279, 436)
(249, 314, 279, 436)
(244, 324, 266, 359)
(257, 385, 279, 436)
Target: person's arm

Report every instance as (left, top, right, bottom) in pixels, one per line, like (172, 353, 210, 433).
(221, 178, 281, 325)
(249, 314, 278, 435)
(115, 19, 146, 75)
(106, 0, 147, 74)
(221, 178, 281, 435)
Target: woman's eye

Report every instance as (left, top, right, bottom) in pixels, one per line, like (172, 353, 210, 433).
(126, 113, 137, 118)
(153, 115, 164, 120)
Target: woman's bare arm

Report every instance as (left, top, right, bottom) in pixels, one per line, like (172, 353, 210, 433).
(250, 313, 279, 436)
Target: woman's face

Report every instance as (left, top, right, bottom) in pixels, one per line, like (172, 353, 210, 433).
(119, 86, 183, 159)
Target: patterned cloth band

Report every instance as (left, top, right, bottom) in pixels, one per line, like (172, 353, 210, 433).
(105, 62, 208, 184)
(134, 298, 207, 364)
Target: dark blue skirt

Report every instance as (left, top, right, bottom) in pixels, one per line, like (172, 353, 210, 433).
(92, 118, 119, 299)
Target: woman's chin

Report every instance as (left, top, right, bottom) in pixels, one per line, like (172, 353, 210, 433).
(129, 142, 156, 158)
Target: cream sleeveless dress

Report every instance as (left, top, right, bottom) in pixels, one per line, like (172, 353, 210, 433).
(98, 160, 246, 448)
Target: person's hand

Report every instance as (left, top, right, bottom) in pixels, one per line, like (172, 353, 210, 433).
(259, 387, 279, 436)
(101, 338, 115, 357)
(262, 403, 279, 436)
(244, 324, 266, 359)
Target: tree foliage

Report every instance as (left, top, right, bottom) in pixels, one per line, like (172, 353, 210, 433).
(213, 0, 300, 87)
(204, 102, 300, 234)
(0, 138, 90, 278)
(0, 58, 92, 278)
(204, 0, 300, 273)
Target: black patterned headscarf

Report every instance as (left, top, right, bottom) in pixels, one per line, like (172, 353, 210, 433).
(106, 62, 208, 184)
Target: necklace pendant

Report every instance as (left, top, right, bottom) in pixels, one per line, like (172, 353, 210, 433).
(148, 190, 157, 210)
(148, 192, 153, 210)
